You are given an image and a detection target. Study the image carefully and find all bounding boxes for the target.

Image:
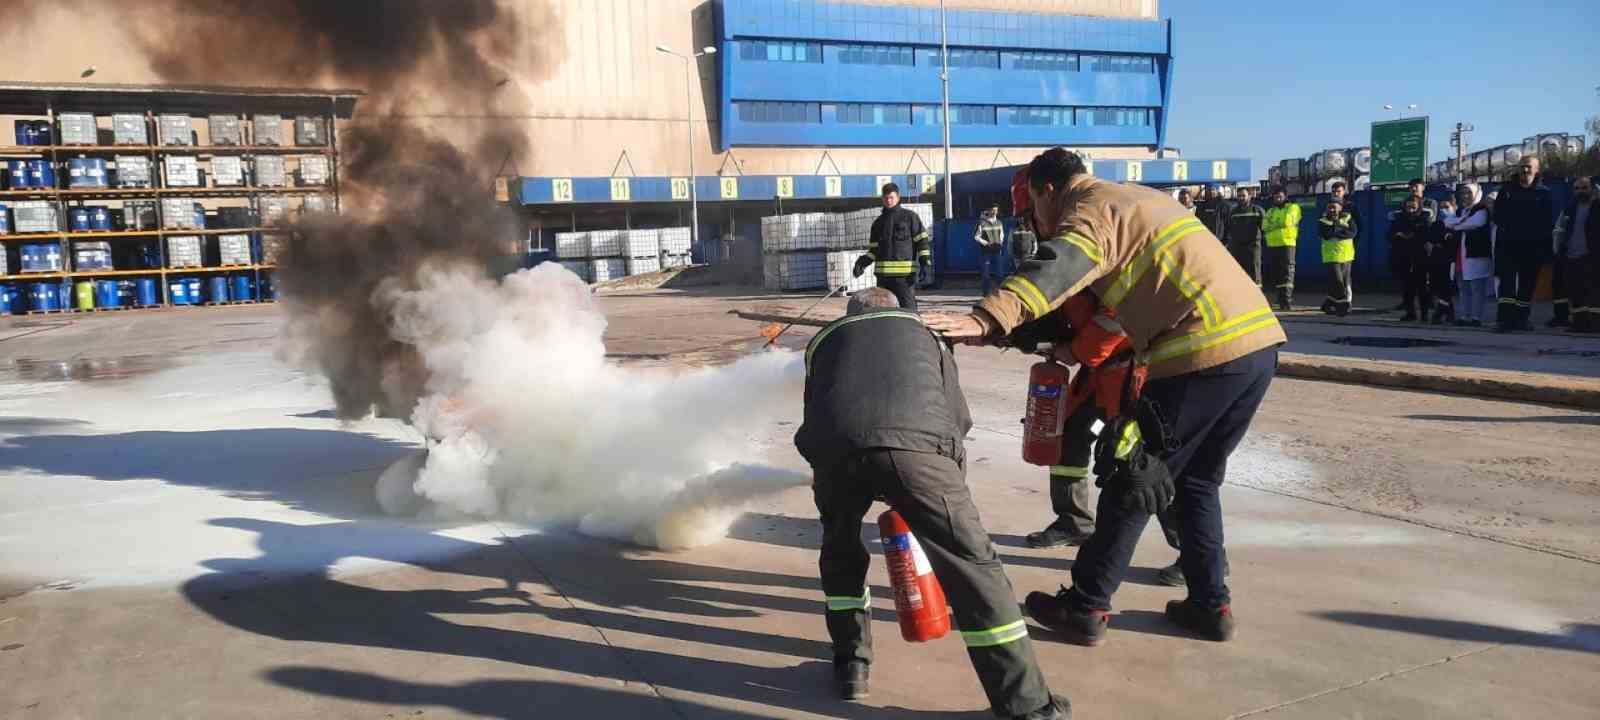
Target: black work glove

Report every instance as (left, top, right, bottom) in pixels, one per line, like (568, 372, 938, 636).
(852, 255, 872, 278)
(1002, 314, 1069, 354)
(1093, 416, 1174, 515)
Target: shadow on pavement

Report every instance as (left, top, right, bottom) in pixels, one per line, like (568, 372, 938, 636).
(185, 517, 969, 717)
(0, 428, 415, 517)
(1404, 413, 1600, 426)
(1316, 611, 1600, 655)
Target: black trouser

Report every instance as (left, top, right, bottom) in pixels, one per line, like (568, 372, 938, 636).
(1570, 254, 1597, 332)
(1264, 245, 1295, 308)
(1062, 348, 1277, 612)
(1552, 255, 1571, 324)
(1047, 405, 1099, 535)
(1424, 263, 1454, 318)
(877, 275, 917, 312)
(1495, 255, 1542, 328)
(1324, 261, 1353, 308)
(814, 449, 1051, 717)
(1401, 262, 1428, 316)
(1230, 241, 1262, 287)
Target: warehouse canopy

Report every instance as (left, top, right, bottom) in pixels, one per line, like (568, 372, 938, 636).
(0, 82, 362, 117)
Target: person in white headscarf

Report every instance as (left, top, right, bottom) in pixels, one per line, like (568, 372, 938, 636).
(1444, 183, 1493, 326)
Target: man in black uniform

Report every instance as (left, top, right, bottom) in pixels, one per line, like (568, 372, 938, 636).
(1225, 187, 1265, 285)
(1195, 185, 1232, 241)
(855, 183, 930, 311)
(797, 286, 1068, 720)
(1493, 156, 1556, 332)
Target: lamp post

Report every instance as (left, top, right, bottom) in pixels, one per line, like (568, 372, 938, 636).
(1383, 103, 1420, 119)
(656, 44, 717, 251)
(939, 0, 953, 224)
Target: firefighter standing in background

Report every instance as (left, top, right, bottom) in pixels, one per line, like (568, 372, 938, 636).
(1226, 187, 1265, 286)
(797, 286, 1069, 720)
(927, 147, 1284, 646)
(1195, 185, 1232, 241)
(854, 183, 931, 311)
(1262, 186, 1302, 311)
(1318, 199, 1357, 316)
(1388, 195, 1434, 322)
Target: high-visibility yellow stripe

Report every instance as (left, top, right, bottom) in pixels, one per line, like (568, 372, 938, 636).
(805, 310, 925, 372)
(917, 248, 932, 258)
(1050, 465, 1089, 478)
(1054, 231, 1103, 264)
(1148, 307, 1280, 364)
(961, 619, 1029, 647)
(1154, 251, 1222, 330)
(1102, 218, 1206, 309)
(1113, 421, 1141, 460)
(913, 231, 930, 242)
(876, 260, 916, 275)
(1001, 275, 1052, 318)
(826, 589, 871, 611)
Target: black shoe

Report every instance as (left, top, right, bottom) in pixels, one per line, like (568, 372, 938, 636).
(1165, 599, 1236, 642)
(1156, 562, 1185, 587)
(1026, 523, 1093, 549)
(1024, 587, 1108, 647)
(1320, 299, 1335, 314)
(835, 660, 868, 701)
(1012, 694, 1073, 720)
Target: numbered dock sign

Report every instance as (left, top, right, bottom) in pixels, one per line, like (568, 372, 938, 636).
(670, 177, 691, 200)
(551, 177, 574, 202)
(1211, 161, 1229, 180)
(875, 175, 893, 194)
(1125, 162, 1142, 183)
(824, 176, 843, 197)
(719, 177, 738, 199)
(919, 174, 937, 193)
(608, 177, 631, 201)
(1172, 160, 1188, 181)
(775, 176, 795, 198)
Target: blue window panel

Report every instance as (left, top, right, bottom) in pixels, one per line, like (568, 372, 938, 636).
(1075, 107, 1153, 127)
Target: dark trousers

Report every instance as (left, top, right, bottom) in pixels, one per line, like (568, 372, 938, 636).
(877, 275, 917, 312)
(1552, 256, 1571, 324)
(1064, 348, 1277, 612)
(1230, 241, 1262, 287)
(1570, 254, 1598, 332)
(1392, 256, 1416, 311)
(1263, 245, 1295, 308)
(1495, 256, 1541, 328)
(1324, 261, 1353, 307)
(1425, 263, 1454, 318)
(1401, 262, 1427, 316)
(1047, 405, 1099, 535)
(814, 449, 1051, 716)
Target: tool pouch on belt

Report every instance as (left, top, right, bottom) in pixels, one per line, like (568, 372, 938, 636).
(1091, 355, 1174, 515)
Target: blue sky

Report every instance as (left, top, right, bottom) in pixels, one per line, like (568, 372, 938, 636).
(1161, 0, 1600, 178)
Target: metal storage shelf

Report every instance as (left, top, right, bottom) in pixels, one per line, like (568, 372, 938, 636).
(0, 82, 356, 313)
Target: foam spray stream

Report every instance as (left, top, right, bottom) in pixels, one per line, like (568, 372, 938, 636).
(2, 0, 813, 548)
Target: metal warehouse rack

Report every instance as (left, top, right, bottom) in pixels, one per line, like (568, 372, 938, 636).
(0, 82, 360, 313)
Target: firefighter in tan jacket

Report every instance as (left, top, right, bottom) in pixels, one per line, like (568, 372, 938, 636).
(927, 148, 1284, 645)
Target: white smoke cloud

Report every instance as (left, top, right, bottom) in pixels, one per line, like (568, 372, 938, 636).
(368, 261, 809, 550)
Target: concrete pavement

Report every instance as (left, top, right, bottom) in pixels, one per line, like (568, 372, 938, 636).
(3, 294, 1599, 719)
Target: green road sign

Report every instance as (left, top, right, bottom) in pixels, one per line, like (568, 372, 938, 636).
(1370, 117, 1429, 186)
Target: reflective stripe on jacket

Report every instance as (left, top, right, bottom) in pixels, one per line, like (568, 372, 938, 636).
(1263, 203, 1301, 248)
(975, 174, 1286, 380)
(1319, 212, 1356, 264)
(862, 206, 930, 276)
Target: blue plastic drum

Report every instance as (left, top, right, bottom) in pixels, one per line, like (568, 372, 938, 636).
(136, 278, 159, 306)
(7, 160, 33, 189)
(0, 284, 17, 314)
(13, 120, 35, 146)
(230, 274, 255, 302)
(27, 160, 56, 189)
(168, 278, 191, 305)
(29, 282, 60, 311)
(0, 203, 10, 234)
(69, 207, 93, 232)
(95, 280, 120, 308)
(89, 206, 112, 231)
(208, 276, 229, 303)
(66, 158, 108, 189)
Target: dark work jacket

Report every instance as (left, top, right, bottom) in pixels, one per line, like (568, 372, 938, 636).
(865, 206, 930, 277)
(1225, 202, 1265, 248)
(1494, 179, 1555, 263)
(1195, 198, 1232, 240)
(1557, 199, 1599, 258)
(1423, 217, 1456, 267)
(796, 310, 971, 465)
(1330, 197, 1362, 244)
(1387, 210, 1432, 265)
(1011, 225, 1038, 260)
(1457, 204, 1493, 259)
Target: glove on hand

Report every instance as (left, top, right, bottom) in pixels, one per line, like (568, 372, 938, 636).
(852, 255, 872, 278)
(1093, 417, 1174, 515)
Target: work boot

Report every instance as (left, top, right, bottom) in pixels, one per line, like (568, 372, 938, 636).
(835, 660, 868, 701)
(1024, 588, 1108, 647)
(1320, 299, 1335, 314)
(1026, 522, 1092, 549)
(1335, 302, 1351, 317)
(1156, 559, 1230, 587)
(1165, 599, 1236, 641)
(1011, 694, 1073, 720)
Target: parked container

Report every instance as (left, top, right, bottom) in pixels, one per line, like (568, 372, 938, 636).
(97, 280, 122, 308)
(66, 157, 109, 188)
(624, 228, 660, 258)
(124, 200, 158, 230)
(113, 155, 152, 187)
(112, 114, 148, 145)
(217, 233, 251, 265)
(167, 277, 192, 305)
(301, 194, 331, 214)
(0, 284, 18, 314)
(136, 277, 160, 306)
(13, 201, 59, 233)
(161, 198, 204, 229)
(158, 114, 194, 145)
(554, 232, 590, 259)
(590, 257, 627, 282)
(208, 114, 243, 145)
(13, 119, 38, 146)
(626, 255, 662, 276)
(252, 114, 283, 146)
(259, 196, 290, 226)
(56, 113, 97, 145)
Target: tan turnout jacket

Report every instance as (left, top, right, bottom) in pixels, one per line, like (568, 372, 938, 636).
(977, 174, 1286, 379)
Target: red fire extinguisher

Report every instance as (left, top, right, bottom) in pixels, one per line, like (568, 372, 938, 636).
(1022, 356, 1070, 466)
(877, 509, 950, 643)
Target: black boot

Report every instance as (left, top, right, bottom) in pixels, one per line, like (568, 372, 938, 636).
(1165, 599, 1237, 642)
(835, 660, 868, 701)
(1024, 587, 1109, 647)
(1012, 694, 1073, 720)
(1026, 522, 1092, 549)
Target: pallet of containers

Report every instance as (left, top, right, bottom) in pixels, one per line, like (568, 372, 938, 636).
(294, 117, 327, 146)
(72, 241, 113, 271)
(123, 200, 158, 231)
(161, 198, 204, 230)
(589, 229, 623, 259)
(297, 155, 330, 186)
(827, 252, 875, 293)
(761, 212, 829, 254)
(217, 234, 252, 266)
(556, 259, 592, 282)
(252, 114, 283, 146)
(57, 113, 98, 146)
(211, 156, 244, 186)
(19, 243, 64, 272)
(554, 231, 590, 260)
(114, 155, 153, 187)
(165, 155, 202, 187)
(626, 254, 662, 276)
(623, 228, 660, 276)
(167, 235, 203, 269)
(158, 114, 194, 146)
(763, 252, 826, 291)
(259, 196, 290, 227)
(658, 226, 692, 268)
(590, 257, 626, 283)
(254, 155, 287, 187)
(65, 157, 110, 188)
(208, 114, 243, 146)
(112, 114, 148, 146)
(12, 202, 59, 233)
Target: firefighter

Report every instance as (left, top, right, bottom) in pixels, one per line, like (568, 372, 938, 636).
(1318, 199, 1357, 316)
(1225, 187, 1265, 286)
(854, 183, 931, 311)
(1388, 195, 1433, 322)
(1262, 186, 1302, 311)
(1195, 185, 1231, 241)
(797, 286, 1069, 720)
(927, 147, 1284, 645)
(1493, 157, 1554, 332)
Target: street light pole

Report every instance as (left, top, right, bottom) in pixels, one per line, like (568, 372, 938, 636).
(657, 44, 718, 252)
(939, 0, 953, 223)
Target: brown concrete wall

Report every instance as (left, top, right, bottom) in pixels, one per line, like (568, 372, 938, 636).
(2, 0, 1159, 176)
